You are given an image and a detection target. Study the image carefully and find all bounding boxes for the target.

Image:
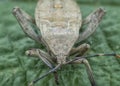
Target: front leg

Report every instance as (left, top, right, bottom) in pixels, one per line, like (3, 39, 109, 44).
(26, 49, 54, 68)
(77, 8, 106, 43)
(12, 7, 43, 44)
(26, 49, 60, 85)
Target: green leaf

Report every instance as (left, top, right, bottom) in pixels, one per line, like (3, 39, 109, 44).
(0, 1, 120, 86)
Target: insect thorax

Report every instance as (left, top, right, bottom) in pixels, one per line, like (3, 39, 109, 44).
(35, 0, 82, 64)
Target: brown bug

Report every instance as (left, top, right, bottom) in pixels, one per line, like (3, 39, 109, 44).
(12, 0, 120, 86)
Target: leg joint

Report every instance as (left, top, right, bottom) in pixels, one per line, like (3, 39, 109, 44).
(81, 58, 89, 65)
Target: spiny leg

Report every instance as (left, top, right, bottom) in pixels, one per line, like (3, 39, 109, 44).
(69, 58, 96, 86)
(26, 49, 59, 85)
(12, 7, 43, 44)
(70, 43, 90, 57)
(77, 7, 106, 43)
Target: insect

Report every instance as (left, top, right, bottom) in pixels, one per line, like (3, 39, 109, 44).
(12, 0, 120, 86)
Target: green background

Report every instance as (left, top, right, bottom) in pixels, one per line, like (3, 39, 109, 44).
(0, 0, 120, 86)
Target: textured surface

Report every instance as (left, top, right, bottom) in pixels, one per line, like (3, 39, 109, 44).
(0, 1, 120, 86)
(35, 0, 81, 64)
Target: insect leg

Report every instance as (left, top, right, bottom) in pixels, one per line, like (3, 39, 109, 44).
(26, 49, 54, 68)
(66, 53, 120, 65)
(26, 49, 59, 85)
(29, 64, 61, 86)
(66, 53, 120, 86)
(70, 43, 90, 57)
(77, 7, 105, 43)
(12, 7, 43, 44)
(68, 58, 97, 86)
